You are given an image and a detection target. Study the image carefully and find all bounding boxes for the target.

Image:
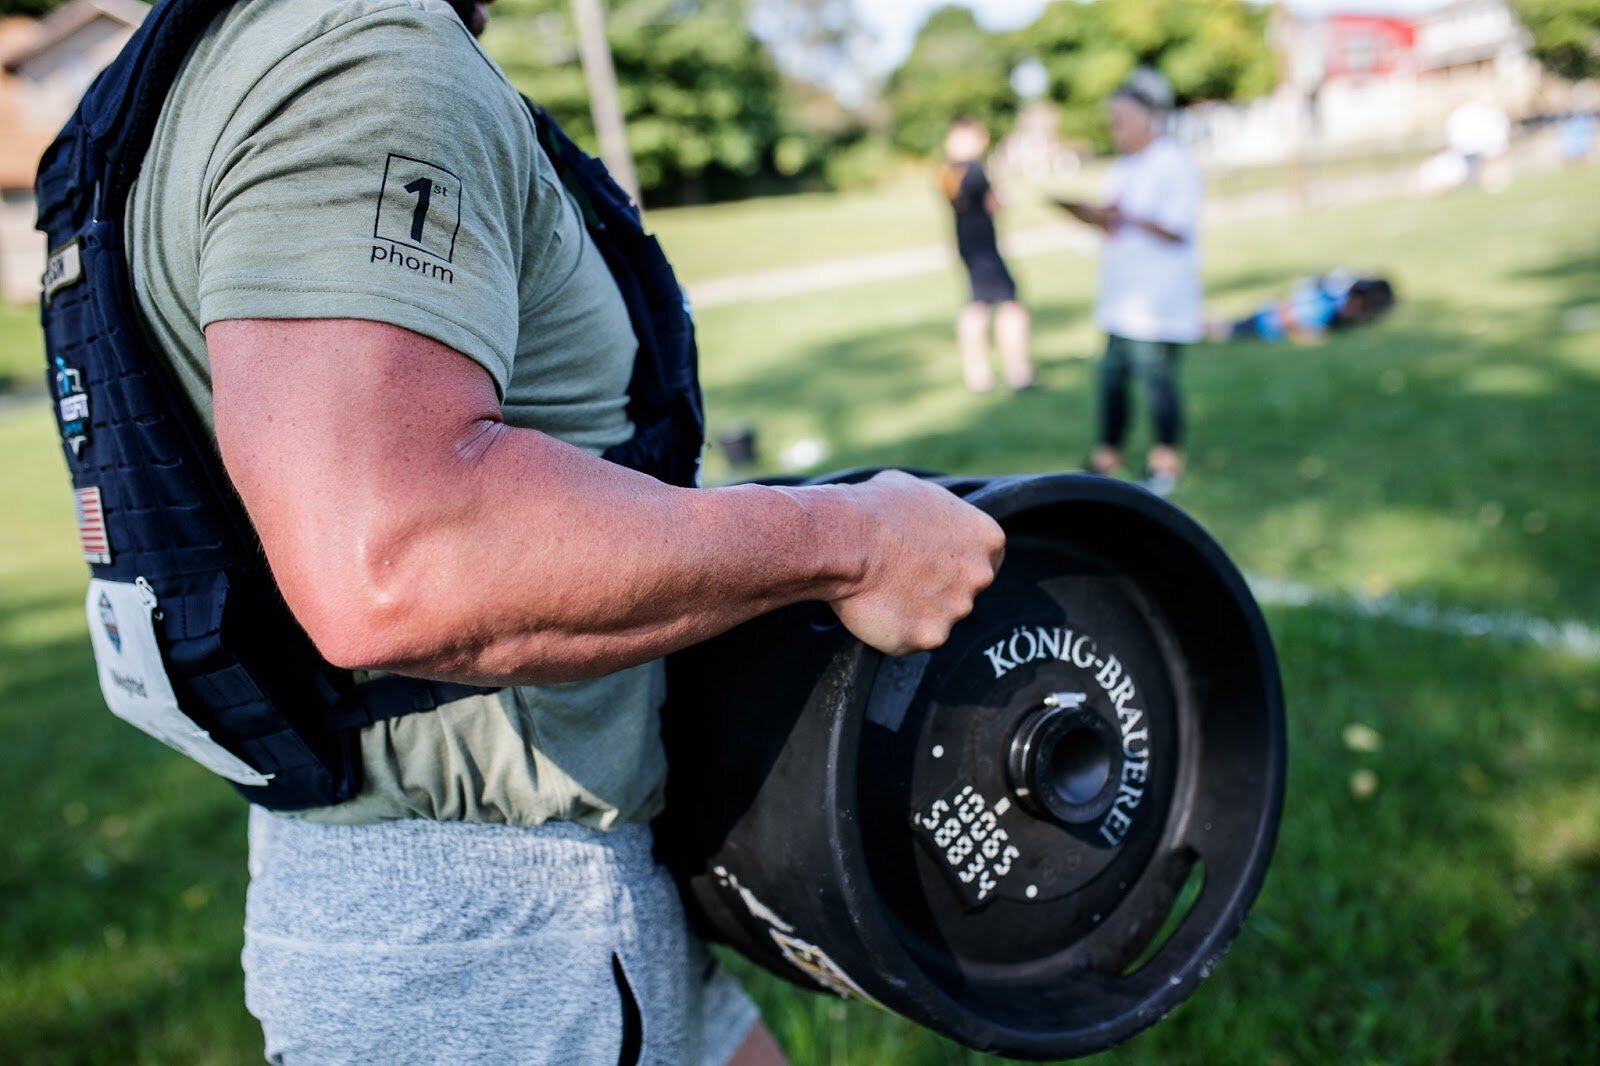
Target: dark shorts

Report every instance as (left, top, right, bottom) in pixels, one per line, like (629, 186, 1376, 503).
(960, 250, 1018, 305)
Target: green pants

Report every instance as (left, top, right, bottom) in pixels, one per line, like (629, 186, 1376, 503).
(1097, 335, 1184, 448)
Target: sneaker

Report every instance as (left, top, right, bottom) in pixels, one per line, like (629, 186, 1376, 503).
(1141, 470, 1179, 497)
(1086, 446, 1122, 477)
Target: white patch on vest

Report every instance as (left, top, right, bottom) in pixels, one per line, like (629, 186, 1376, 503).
(86, 578, 272, 787)
(42, 239, 83, 305)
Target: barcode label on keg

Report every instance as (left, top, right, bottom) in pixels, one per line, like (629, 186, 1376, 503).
(912, 784, 1022, 909)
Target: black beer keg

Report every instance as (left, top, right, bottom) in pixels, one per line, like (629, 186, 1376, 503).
(658, 473, 1285, 1059)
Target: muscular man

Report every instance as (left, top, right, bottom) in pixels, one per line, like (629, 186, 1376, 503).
(125, 0, 1003, 1061)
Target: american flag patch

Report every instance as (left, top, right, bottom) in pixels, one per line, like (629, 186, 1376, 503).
(75, 486, 111, 564)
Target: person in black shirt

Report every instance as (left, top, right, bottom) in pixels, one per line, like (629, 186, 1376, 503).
(940, 117, 1034, 392)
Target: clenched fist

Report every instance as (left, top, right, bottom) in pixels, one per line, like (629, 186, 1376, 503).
(825, 471, 1006, 657)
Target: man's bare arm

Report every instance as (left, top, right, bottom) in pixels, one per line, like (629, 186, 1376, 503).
(208, 319, 1004, 687)
(1122, 215, 1187, 244)
(1051, 198, 1112, 229)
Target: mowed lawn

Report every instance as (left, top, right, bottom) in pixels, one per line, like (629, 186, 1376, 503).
(2, 167, 1597, 1064)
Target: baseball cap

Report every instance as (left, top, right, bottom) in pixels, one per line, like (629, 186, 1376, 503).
(1115, 66, 1174, 112)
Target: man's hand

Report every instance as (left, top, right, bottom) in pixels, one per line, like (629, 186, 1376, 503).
(823, 472, 1006, 657)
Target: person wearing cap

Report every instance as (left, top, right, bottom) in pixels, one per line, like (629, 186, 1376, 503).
(1055, 68, 1203, 496)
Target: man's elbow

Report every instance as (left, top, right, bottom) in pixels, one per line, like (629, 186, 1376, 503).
(299, 604, 608, 686)
(261, 515, 620, 684)
(285, 572, 424, 674)
(280, 563, 587, 684)
(266, 529, 446, 674)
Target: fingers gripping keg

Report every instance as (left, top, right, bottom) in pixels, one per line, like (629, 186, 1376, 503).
(658, 473, 1285, 1059)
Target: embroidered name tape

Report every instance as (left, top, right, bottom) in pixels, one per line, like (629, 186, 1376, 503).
(42, 239, 84, 306)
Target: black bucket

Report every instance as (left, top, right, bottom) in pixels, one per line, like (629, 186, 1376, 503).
(715, 424, 759, 470)
(658, 472, 1285, 1059)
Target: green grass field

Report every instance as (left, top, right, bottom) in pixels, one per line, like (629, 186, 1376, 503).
(2, 167, 1598, 1064)
(645, 148, 1427, 285)
(0, 299, 45, 392)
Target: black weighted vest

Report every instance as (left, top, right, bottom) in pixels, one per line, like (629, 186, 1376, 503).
(33, 0, 704, 810)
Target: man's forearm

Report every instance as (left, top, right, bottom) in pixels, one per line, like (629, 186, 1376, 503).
(271, 422, 872, 685)
(384, 444, 889, 685)
(1129, 216, 1187, 244)
(1053, 200, 1110, 229)
(213, 318, 1002, 685)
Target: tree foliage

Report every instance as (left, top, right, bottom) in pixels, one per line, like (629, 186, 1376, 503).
(751, 0, 861, 93)
(483, 0, 785, 202)
(0, 0, 67, 17)
(883, 0, 1275, 157)
(883, 5, 1020, 156)
(1019, 0, 1274, 148)
(1513, 0, 1600, 80)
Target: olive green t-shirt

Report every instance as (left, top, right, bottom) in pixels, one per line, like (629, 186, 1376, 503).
(128, 0, 667, 828)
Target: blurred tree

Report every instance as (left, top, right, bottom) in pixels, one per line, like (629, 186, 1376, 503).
(751, 0, 864, 98)
(0, 0, 67, 15)
(749, 0, 880, 183)
(483, 0, 785, 203)
(1512, 0, 1600, 80)
(5, 0, 794, 202)
(883, 5, 1019, 156)
(1017, 0, 1274, 149)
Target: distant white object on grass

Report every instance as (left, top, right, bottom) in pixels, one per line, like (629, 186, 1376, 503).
(1561, 303, 1600, 334)
(1342, 723, 1383, 754)
(779, 438, 830, 472)
(1446, 100, 1510, 160)
(1418, 150, 1469, 195)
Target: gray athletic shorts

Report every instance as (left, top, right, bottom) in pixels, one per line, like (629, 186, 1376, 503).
(242, 808, 759, 1065)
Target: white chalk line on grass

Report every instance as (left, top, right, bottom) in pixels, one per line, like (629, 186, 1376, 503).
(1246, 573, 1600, 660)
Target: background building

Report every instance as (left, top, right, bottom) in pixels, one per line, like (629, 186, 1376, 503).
(1183, 0, 1555, 170)
(0, 0, 146, 304)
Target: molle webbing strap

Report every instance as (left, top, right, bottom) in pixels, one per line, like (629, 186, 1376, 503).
(331, 677, 502, 731)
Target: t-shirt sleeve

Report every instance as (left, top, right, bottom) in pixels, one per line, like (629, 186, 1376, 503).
(196, 5, 530, 392)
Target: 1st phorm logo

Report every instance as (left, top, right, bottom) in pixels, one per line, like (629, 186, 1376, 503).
(370, 243, 454, 284)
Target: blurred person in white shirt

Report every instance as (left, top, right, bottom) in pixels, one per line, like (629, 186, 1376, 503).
(1446, 98, 1511, 187)
(1054, 68, 1202, 495)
